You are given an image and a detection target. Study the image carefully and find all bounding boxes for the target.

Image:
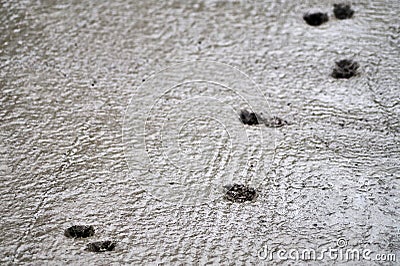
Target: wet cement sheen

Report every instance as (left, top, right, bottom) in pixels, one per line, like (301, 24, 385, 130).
(1, 0, 399, 264)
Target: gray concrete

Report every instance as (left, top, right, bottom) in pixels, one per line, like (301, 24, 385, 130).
(1, 0, 399, 264)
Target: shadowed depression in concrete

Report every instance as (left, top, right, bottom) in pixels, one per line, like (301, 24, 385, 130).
(0, 0, 399, 264)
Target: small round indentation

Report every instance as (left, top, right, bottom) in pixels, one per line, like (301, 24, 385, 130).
(64, 225, 95, 238)
(333, 4, 354, 20)
(332, 59, 360, 79)
(303, 12, 329, 26)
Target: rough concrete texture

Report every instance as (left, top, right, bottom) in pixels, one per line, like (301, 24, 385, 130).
(1, 0, 399, 264)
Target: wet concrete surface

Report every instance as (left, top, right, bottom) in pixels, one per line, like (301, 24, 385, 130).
(1, 0, 399, 265)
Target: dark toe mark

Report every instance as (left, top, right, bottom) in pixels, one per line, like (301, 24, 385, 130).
(331, 59, 359, 79)
(263, 116, 288, 128)
(64, 225, 95, 238)
(224, 184, 257, 203)
(303, 12, 329, 26)
(239, 109, 259, 125)
(333, 3, 354, 19)
(85, 241, 116, 252)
